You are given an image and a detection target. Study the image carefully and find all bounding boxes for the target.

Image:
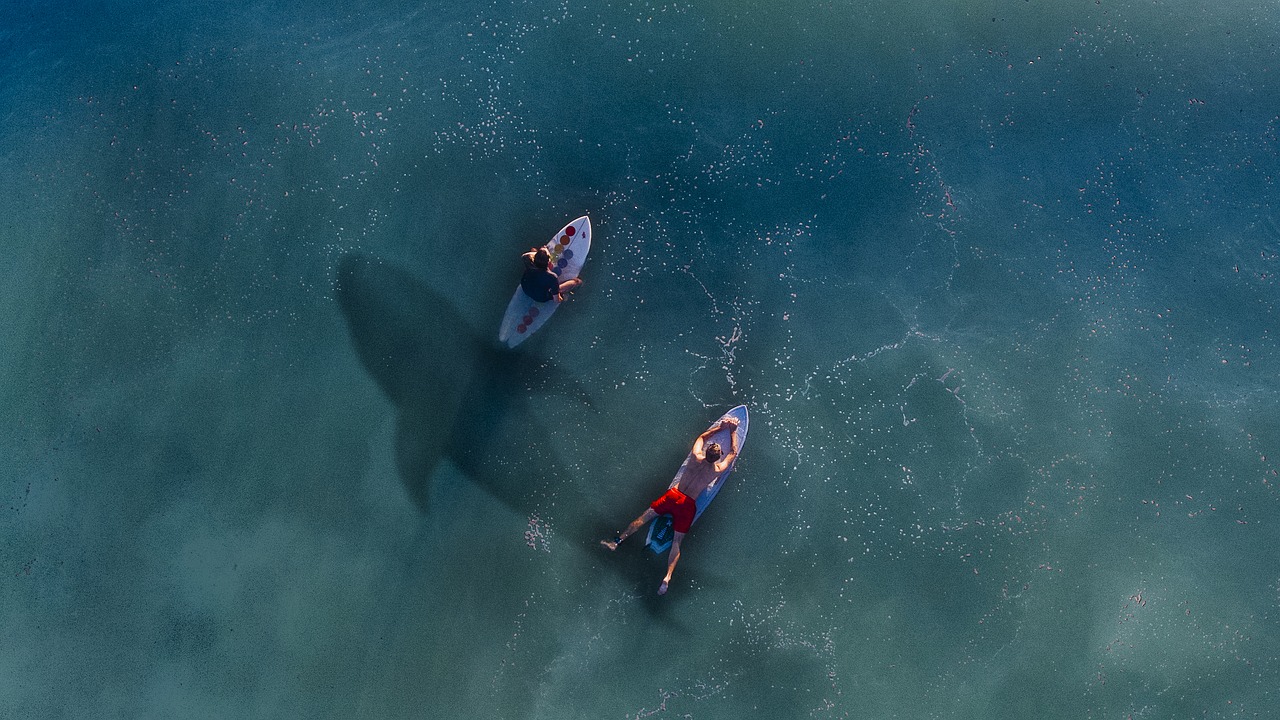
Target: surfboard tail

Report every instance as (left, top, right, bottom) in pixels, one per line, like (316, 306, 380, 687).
(646, 515, 675, 555)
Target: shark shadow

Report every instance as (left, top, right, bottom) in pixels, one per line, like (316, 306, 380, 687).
(334, 252, 603, 521)
(336, 253, 735, 615)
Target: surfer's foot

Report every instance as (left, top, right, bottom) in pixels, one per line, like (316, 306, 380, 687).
(600, 539, 619, 551)
(657, 580, 669, 595)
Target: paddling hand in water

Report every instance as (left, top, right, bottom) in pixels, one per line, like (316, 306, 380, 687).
(601, 417, 739, 595)
(521, 247, 582, 303)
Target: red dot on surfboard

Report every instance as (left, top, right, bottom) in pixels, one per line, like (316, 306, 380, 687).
(522, 314, 533, 324)
(564, 225, 575, 236)
(517, 324, 527, 333)
(528, 306, 539, 316)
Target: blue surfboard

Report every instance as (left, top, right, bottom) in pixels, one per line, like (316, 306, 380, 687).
(645, 405, 749, 554)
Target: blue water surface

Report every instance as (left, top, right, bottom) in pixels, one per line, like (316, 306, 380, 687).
(3, 0, 1279, 717)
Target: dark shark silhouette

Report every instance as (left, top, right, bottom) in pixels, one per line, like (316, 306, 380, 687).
(335, 252, 736, 617)
(334, 253, 591, 516)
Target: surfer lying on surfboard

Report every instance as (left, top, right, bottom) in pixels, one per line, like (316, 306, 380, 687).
(601, 417, 740, 595)
(520, 247, 582, 303)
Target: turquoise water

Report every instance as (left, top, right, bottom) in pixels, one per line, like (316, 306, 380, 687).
(4, 0, 1279, 717)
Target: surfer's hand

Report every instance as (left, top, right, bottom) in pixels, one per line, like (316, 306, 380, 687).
(720, 418, 738, 430)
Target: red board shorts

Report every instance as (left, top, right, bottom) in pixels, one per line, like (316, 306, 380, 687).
(650, 487, 696, 534)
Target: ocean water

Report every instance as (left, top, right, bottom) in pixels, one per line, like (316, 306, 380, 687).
(3, 0, 1279, 717)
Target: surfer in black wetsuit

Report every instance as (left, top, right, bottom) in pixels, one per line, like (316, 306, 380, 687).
(521, 247, 582, 302)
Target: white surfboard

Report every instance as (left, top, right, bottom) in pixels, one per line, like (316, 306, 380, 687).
(498, 215, 592, 348)
(646, 405, 749, 554)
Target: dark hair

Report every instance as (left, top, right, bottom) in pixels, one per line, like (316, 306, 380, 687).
(705, 442, 722, 462)
(534, 248, 551, 268)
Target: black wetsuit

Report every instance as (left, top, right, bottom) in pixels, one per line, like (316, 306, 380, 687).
(520, 266, 559, 302)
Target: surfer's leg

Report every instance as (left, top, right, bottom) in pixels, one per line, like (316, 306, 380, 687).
(601, 508, 658, 550)
(658, 531, 685, 595)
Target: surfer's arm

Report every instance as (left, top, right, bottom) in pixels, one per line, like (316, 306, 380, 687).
(521, 249, 537, 267)
(692, 429, 714, 461)
(692, 419, 731, 460)
(713, 430, 739, 473)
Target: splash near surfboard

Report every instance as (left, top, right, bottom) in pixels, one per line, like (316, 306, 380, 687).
(646, 405, 749, 554)
(498, 216, 592, 349)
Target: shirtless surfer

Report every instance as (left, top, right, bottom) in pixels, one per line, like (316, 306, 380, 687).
(520, 247, 582, 303)
(601, 417, 740, 595)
